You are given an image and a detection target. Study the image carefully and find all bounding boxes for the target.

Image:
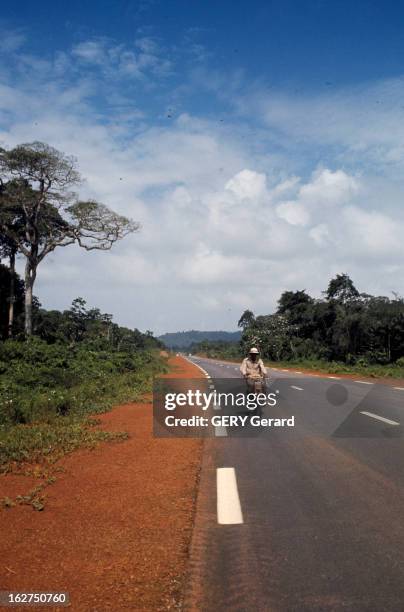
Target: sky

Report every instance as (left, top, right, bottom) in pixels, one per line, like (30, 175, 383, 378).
(1, 0, 404, 334)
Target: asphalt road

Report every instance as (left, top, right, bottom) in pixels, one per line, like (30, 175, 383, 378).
(183, 356, 404, 612)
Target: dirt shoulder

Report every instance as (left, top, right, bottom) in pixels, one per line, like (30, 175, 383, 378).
(0, 356, 203, 611)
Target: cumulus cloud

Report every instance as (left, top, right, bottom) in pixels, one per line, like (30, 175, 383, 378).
(274, 168, 360, 229)
(298, 169, 359, 206)
(225, 169, 267, 200)
(276, 201, 310, 226)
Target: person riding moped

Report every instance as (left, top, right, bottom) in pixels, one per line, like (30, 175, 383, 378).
(240, 347, 267, 394)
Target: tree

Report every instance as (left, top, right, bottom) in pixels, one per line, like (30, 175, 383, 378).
(277, 290, 312, 313)
(277, 289, 315, 351)
(0, 235, 18, 337)
(238, 309, 255, 330)
(0, 263, 24, 339)
(0, 142, 139, 335)
(325, 273, 359, 304)
(0, 179, 28, 336)
(240, 313, 294, 360)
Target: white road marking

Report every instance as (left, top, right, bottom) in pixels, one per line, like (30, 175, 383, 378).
(360, 411, 400, 426)
(328, 376, 340, 379)
(291, 385, 304, 391)
(215, 425, 228, 437)
(217, 468, 243, 525)
(281, 369, 289, 372)
(294, 371, 303, 374)
(354, 380, 374, 385)
(394, 387, 404, 391)
(184, 357, 211, 378)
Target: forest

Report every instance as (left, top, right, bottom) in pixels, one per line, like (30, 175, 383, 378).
(193, 274, 404, 377)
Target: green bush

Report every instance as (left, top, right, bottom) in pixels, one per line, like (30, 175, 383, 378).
(0, 339, 168, 469)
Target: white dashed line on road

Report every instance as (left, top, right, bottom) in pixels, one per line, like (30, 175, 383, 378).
(354, 380, 374, 385)
(217, 467, 243, 525)
(291, 385, 304, 391)
(360, 411, 400, 426)
(215, 425, 228, 437)
(184, 357, 210, 378)
(394, 387, 404, 391)
(328, 376, 340, 379)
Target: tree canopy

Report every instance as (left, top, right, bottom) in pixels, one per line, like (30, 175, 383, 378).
(238, 274, 404, 365)
(0, 142, 139, 335)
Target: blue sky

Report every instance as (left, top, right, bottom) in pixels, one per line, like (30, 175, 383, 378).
(6, 0, 404, 87)
(1, 1, 404, 332)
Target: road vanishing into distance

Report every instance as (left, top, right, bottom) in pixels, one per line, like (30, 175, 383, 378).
(182, 356, 404, 612)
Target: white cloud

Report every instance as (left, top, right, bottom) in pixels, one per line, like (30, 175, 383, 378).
(2, 37, 404, 332)
(274, 168, 359, 227)
(309, 224, 330, 246)
(340, 206, 403, 258)
(276, 201, 310, 226)
(225, 169, 267, 200)
(299, 169, 359, 206)
(243, 76, 404, 174)
(72, 40, 107, 64)
(69, 36, 171, 81)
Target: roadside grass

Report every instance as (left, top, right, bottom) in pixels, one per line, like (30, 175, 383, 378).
(0, 417, 129, 472)
(0, 339, 168, 476)
(264, 358, 404, 379)
(194, 352, 404, 380)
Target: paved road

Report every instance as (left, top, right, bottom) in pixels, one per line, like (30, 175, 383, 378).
(183, 356, 404, 611)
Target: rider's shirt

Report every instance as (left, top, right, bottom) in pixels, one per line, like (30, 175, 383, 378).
(240, 357, 267, 378)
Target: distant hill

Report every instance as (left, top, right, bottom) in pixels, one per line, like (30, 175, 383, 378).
(158, 330, 241, 349)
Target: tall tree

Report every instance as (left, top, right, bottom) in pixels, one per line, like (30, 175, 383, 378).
(325, 273, 359, 304)
(0, 263, 24, 339)
(238, 309, 255, 330)
(0, 142, 139, 335)
(0, 236, 17, 337)
(0, 179, 27, 336)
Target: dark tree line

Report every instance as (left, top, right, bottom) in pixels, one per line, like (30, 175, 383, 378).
(0, 267, 161, 351)
(33, 297, 162, 351)
(238, 274, 404, 365)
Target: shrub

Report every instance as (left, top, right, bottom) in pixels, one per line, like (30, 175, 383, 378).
(0, 339, 167, 468)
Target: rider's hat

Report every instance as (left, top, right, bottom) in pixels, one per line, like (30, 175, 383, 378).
(249, 347, 259, 354)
